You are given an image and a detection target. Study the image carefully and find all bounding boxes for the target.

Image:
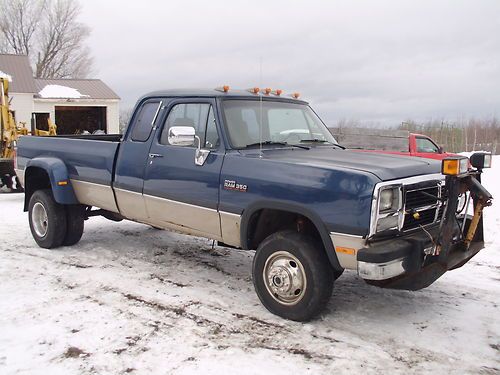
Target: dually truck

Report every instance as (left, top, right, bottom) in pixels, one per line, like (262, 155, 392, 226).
(16, 88, 493, 321)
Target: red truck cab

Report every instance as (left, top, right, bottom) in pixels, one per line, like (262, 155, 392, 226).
(408, 133, 457, 160)
(329, 127, 459, 160)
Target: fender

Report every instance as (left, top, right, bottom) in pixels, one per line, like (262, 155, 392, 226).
(240, 199, 343, 271)
(24, 157, 78, 208)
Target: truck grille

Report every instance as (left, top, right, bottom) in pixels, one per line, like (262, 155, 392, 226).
(402, 185, 443, 231)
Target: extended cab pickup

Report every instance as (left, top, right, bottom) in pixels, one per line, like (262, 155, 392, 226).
(16, 89, 493, 321)
(330, 127, 458, 160)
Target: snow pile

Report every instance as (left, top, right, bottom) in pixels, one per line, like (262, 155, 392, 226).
(38, 84, 89, 99)
(0, 70, 12, 82)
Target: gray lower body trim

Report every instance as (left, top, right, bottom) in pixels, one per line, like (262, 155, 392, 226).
(220, 211, 242, 248)
(329, 232, 366, 270)
(114, 188, 149, 220)
(70, 179, 119, 213)
(71, 181, 242, 246)
(144, 194, 222, 240)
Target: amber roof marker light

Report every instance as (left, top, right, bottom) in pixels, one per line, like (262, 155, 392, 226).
(215, 85, 230, 93)
(291, 92, 300, 99)
(263, 88, 272, 95)
(247, 87, 260, 94)
(272, 89, 283, 96)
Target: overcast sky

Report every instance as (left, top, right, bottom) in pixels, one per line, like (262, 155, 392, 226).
(80, 0, 500, 126)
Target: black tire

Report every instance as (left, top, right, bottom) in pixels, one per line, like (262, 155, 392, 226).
(28, 189, 67, 249)
(333, 269, 344, 280)
(252, 230, 334, 321)
(63, 205, 85, 246)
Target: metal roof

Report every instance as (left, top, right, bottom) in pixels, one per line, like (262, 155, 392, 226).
(0, 54, 37, 93)
(142, 89, 308, 104)
(35, 78, 120, 100)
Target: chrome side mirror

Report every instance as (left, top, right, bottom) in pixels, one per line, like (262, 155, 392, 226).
(167, 126, 210, 165)
(168, 126, 196, 146)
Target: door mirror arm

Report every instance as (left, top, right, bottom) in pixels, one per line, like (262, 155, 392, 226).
(194, 135, 210, 166)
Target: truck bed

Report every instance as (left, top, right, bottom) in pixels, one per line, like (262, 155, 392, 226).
(328, 127, 410, 152)
(17, 135, 120, 186)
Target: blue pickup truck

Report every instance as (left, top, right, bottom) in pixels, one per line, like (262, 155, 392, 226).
(15, 88, 493, 321)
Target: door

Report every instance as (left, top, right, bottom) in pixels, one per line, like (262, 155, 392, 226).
(114, 99, 164, 220)
(143, 98, 224, 239)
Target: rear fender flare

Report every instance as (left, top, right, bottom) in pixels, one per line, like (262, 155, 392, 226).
(24, 157, 78, 207)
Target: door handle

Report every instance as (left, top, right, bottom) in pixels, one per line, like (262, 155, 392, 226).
(149, 153, 163, 158)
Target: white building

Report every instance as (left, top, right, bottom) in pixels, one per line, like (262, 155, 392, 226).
(0, 54, 120, 134)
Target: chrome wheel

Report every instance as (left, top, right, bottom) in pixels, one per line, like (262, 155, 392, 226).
(32, 202, 49, 237)
(263, 251, 307, 305)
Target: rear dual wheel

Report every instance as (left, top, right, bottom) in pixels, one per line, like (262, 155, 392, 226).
(28, 189, 85, 248)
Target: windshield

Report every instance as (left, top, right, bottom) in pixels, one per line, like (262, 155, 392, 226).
(222, 100, 338, 148)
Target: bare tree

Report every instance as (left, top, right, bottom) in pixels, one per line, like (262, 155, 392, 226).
(0, 0, 93, 78)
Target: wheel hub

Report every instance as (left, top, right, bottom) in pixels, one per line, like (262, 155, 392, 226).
(263, 251, 307, 305)
(32, 202, 49, 238)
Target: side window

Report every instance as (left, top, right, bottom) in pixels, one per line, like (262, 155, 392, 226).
(416, 137, 439, 153)
(130, 101, 161, 142)
(160, 103, 219, 149)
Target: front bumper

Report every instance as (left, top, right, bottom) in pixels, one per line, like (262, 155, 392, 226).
(356, 170, 493, 291)
(356, 220, 484, 290)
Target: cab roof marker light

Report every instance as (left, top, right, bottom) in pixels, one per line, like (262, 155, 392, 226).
(272, 89, 283, 96)
(291, 92, 300, 99)
(247, 87, 260, 94)
(215, 85, 230, 93)
(263, 88, 272, 95)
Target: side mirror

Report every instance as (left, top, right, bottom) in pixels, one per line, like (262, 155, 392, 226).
(167, 126, 210, 166)
(438, 146, 444, 154)
(168, 126, 195, 146)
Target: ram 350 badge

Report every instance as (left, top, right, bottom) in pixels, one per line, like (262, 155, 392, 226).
(224, 179, 248, 192)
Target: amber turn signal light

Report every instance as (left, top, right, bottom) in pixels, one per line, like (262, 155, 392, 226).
(442, 157, 468, 176)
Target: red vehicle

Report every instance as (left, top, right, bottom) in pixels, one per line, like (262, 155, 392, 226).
(329, 128, 459, 160)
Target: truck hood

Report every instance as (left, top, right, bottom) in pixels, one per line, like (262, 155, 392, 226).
(240, 147, 441, 181)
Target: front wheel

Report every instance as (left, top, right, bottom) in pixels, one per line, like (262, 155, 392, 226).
(28, 189, 67, 249)
(252, 230, 334, 321)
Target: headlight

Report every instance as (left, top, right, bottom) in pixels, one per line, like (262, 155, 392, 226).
(470, 152, 492, 169)
(379, 187, 400, 213)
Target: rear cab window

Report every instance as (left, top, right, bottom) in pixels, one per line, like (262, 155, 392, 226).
(130, 101, 162, 142)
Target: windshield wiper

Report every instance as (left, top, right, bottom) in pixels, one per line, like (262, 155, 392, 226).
(299, 139, 346, 149)
(299, 139, 329, 143)
(244, 141, 310, 150)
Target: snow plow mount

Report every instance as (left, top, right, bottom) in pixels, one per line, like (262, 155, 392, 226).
(361, 165, 493, 291)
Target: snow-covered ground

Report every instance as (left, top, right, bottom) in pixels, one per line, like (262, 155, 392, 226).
(0, 160, 499, 375)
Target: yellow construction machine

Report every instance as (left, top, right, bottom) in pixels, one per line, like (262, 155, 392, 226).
(1, 75, 56, 191)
